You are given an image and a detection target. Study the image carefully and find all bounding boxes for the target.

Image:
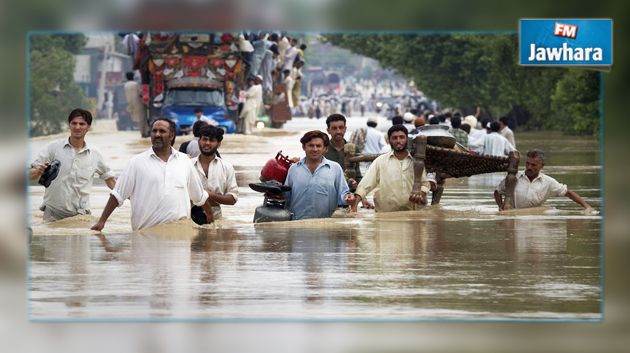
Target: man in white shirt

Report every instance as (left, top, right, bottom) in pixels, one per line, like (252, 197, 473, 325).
(464, 115, 485, 153)
(91, 118, 213, 231)
(499, 116, 516, 148)
(191, 125, 239, 221)
(30, 108, 116, 221)
(239, 75, 263, 135)
(194, 107, 219, 127)
(123, 72, 149, 137)
(494, 149, 596, 213)
(482, 121, 515, 157)
(282, 38, 298, 72)
(362, 116, 388, 154)
(183, 120, 209, 158)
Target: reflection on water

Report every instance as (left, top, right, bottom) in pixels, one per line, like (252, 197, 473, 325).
(30, 212, 600, 320)
(29, 128, 601, 321)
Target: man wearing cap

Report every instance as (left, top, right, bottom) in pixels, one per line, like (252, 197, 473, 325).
(409, 115, 426, 135)
(30, 108, 116, 221)
(362, 116, 388, 155)
(239, 75, 263, 135)
(463, 115, 485, 153)
(402, 112, 416, 132)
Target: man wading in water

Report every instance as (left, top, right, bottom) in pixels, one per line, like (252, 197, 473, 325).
(91, 118, 214, 231)
(351, 125, 430, 212)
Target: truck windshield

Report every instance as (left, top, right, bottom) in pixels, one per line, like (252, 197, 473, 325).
(164, 89, 224, 107)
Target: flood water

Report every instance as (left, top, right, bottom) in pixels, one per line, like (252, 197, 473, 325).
(28, 118, 601, 321)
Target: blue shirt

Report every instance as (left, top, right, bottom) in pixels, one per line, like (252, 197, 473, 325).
(284, 157, 350, 220)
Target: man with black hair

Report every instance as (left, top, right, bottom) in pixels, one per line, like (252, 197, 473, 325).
(438, 113, 450, 128)
(499, 116, 516, 148)
(324, 114, 362, 190)
(284, 130, 355, 220)
(194, 107, 218, 127)
(482, 121, 515, 157)
(297, 43, 307, 62)
(460, 123, 471, 135)
(191, 125, 238, 220)
(324, 115, 372, 209)
(391, 115, 404, 126)
(181, 120, 208, 158)
(123, 71, 148, 137)
(449, 116, 468, 147)
(352, 125, 430, 213)
(31, 108, 116, 221)
(91, 118, 213, 231)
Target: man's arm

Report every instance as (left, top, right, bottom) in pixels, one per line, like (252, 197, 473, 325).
(105, 177, 116, 189)
(187, 164, 212, 223)
(30, 142, 54, 180)
(210, 164, 239, 206)
(91, 194, 119, 231)
(334, 165, 351, 206)
(29, 163, 48, 180)
(566, 190, 592, 210)
(351, 159, 379, 212)
(207, 191, 237, 206)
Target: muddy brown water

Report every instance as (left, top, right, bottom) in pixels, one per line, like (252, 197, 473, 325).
(29, 119, 601, 321)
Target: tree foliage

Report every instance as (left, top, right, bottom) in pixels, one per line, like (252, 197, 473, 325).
(324, 33, 600, 135)
(30, 34, 89, 136)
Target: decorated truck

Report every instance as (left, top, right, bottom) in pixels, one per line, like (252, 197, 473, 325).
(134, 33, 245, 135)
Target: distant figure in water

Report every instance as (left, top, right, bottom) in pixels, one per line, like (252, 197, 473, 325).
(494, 149, 597, 213)
(91, 118, 214, 231)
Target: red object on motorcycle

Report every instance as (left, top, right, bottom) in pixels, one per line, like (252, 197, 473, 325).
(260, 151, 294, 183)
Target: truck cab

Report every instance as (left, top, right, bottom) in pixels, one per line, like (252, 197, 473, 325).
(162, 88, 236, 134)
(137, 32, 245, 136)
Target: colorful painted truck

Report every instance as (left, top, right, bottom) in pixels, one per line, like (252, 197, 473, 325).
(134, 33, 245, 135)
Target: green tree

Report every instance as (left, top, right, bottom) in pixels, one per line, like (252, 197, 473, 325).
(30, 34, 89, 136)
(551, 69, 600, 135)
(324, 33, 599, 135)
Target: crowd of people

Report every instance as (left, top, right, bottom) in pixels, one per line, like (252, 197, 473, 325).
(237, 32, 308, 128)
(31, 105, 597, 230)
(296, 76, 435, 120)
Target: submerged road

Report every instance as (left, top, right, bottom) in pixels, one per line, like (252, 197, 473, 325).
(28, 117, 601, 321)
